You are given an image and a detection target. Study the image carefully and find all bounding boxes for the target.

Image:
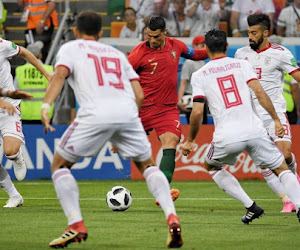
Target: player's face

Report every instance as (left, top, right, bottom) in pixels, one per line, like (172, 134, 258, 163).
(124, 9, 136, 25)
(248, 25, 264, 51)
(146, 28, 166, 49)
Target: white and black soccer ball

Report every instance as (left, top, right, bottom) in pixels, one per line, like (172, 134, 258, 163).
(106, 186, 132, 211)
(181, 95, 193, 109)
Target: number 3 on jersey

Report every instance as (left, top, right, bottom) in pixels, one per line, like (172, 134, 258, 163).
(217, 74, 243, 109)
(88, 54, 124, 89)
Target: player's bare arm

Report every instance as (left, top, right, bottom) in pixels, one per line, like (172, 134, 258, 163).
(42, 66, 68, 134)
(0, 89, 33, 115)
(291, 70, 300, 88)
(290, 71, 300, 116)
(248, 79, 284, 138)
(182, 102, 204, 156)
(0, 88, 33, 99)
(130, 80, 144, 111)
(18, 46, 52, 81)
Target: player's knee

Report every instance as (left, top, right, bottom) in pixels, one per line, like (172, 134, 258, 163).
(282, 150, 292, 163)
(204, 160, 221, 171)
(4, 148, 20, 158)
(273, 160, 289, 176)
(134, 157, 155, 173)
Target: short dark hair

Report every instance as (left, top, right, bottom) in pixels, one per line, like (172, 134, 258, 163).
(247, 13, 270, 31)
(205, 29, 227, 53)
(75, 10, 102, 36)
(122, 7, 136, 18)
(146, 16, 166, 31)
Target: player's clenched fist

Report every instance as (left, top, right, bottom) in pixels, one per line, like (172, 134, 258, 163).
(182, 140, 195, 156)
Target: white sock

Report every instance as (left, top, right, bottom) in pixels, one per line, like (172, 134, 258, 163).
(143, 166, 176, 218)
(0, 164, 20, 197)
(210, 169, 253, 208)
(6, 148, 23, 162)
(261, 168, 290, 202)
(52, 168, 82, 225)
(279, 170, 300, 212)
(288, 153, 297, 175)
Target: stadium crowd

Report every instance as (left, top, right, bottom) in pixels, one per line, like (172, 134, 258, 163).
(118, 0, 299, 39)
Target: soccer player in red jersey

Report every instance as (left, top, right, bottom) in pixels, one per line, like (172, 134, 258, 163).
(128, 16, 207, 199)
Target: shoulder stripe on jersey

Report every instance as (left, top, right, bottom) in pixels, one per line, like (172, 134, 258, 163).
(17, 46, 20, 56)
(130, 78, 140, 81)
(193, 95, 206, 103)
(288, 68, 300, 75)
(246, 78, 258, 84)
(56, 64, 71, 77)
(270, 44, 284, 51)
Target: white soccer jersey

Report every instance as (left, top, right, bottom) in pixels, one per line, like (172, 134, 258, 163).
(231, 0, 275, 32)
(119, 20, 144, 38)
(189, 3, 220, 37)
(0, 39, 20, 106)
(277, 5, 300, 37)
(235, 43, 300, 115)
(191, 56, 267, 146)
(55, 39, 140, 124)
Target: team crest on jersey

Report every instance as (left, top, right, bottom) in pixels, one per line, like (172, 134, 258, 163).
(171, 49, 177, 60)
(265, 56, 271, 66)
(244, 57, 249, 61)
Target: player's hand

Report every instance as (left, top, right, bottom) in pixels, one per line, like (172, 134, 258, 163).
(45, 73, 52, 82)
(182, 139, 195, 156)
(275, 119, 284, 138)
(41, 108, 55, 134)
(36, 22, 44, 34)
(0, 99, 17, 115)
(8, 90, 33, 100)
(111, 145, 119, 153)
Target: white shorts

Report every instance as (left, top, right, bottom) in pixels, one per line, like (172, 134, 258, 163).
(56, 121, 152, 163)
(205, 136, 284, 170)
(0, 108, 25, 144)
(260, 112, 291, 142)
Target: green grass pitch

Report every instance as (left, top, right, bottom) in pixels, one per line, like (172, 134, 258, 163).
(0, 180, 299, 249)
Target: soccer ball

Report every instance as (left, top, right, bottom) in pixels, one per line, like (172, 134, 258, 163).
(181, 95, 193, 109)
(106, 186, 132, 211)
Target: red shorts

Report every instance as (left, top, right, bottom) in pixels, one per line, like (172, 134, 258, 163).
(140, 105, 182, 139)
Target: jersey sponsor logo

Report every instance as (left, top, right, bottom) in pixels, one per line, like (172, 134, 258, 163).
(67, 145, 74, 152)
(244, 57, 249, 61)
(11, 42, 17, 50)
(290, 58, 298, 67)
(148, 57, 156, 62)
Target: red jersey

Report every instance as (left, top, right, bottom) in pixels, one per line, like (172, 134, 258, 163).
(128, 37, 207, 108)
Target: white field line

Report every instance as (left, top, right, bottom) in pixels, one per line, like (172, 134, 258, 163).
(0, 197, 279, 201)
(14, 182, 268, 186)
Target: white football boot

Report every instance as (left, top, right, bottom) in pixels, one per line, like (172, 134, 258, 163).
(4, 195, 23, 207)
(13, 157, 27, 181)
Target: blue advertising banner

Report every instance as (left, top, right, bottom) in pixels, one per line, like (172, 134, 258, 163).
(1, 125, 131, 180)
